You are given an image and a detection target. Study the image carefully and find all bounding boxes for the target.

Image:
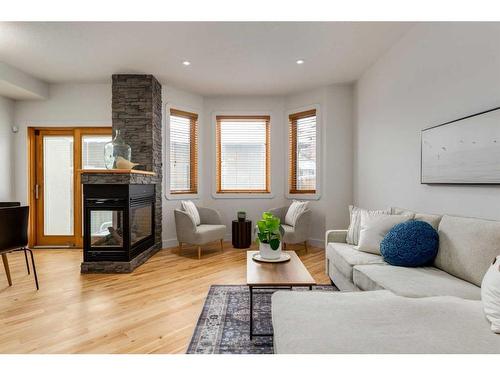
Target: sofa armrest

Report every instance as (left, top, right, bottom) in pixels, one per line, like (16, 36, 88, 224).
(324, 229, 348, 274)
(198, 207, 223, 225)
(325, 229, 348, 246)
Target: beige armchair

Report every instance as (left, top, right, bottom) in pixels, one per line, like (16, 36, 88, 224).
(174, 206, 226, 259)
(269, 206, 312, 252)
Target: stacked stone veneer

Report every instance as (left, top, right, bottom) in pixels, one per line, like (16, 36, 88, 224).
(80, 74, 162, 273)
(112, 74, 162, 248)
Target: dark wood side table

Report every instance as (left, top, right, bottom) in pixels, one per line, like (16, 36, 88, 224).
(232, 220, 252, 249)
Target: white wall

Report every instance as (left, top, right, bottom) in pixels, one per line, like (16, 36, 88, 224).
(0, 96, 14, 200)
(285, 85, 354, 241)
(162, 85, 205, 246)
(13, 83, 112, 203)
(12, 81, 354, 248)
(355, 23, 500, 219)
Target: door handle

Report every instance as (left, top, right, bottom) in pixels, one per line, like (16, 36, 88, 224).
(35, 184, 40, 200)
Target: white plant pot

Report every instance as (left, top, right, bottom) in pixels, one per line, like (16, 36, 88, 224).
(259, 242, 282, 260)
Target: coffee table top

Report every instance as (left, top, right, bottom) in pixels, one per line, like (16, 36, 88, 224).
(246, 251, 316, 286)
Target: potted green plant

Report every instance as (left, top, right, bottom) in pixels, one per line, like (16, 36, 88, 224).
(255, 212, 285, 260)
(237, 211, 246, 222)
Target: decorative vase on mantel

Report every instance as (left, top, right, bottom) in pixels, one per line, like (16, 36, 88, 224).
(104, 129, 132, 170)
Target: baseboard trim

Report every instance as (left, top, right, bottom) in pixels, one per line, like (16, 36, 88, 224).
(308, 238, 324, 249)
(163, 239, 179, 249)
(163, 236, 323, 249)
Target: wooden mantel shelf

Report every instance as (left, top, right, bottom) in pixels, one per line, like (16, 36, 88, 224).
(79, 169, 156, 176)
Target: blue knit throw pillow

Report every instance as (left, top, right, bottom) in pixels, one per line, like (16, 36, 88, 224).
(380, 220, 439, 267)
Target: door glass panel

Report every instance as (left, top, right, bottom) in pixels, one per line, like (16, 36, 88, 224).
(82, 135, 112, 169)
(43, 136, 74, 235)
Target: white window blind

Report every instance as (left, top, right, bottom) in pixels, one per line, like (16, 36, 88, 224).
(82, 135, 112, 170)
(216, 116, 270, 193)
(289, 110, 317, 193)
(169, 109, 198, 194)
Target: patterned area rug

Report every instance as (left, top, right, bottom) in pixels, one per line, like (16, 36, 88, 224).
(187, 284, 337, 354)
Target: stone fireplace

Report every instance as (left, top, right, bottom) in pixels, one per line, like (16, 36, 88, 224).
(80, 74, 162, 273)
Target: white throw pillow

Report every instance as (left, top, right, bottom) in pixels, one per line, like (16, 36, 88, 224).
(346, 205, 390, 245)
(357, 212, 412, 254)
(181, 200, 201, 226)
(481, 255, 500, 333)
(284, 200, 308, 227)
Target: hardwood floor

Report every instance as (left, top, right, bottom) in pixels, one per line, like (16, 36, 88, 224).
(0, 242, 329, 354)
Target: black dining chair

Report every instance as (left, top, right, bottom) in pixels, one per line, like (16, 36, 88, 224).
(0, 206, 39, 290)
(0, 202, 21, 208)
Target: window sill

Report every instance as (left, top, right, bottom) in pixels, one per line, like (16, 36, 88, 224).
(285, 192, 321, 201)
(212, 192, 275, 199)
(165, 192, 200, 201)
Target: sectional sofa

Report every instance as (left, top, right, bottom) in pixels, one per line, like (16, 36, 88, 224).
(272, 208, 500, 353)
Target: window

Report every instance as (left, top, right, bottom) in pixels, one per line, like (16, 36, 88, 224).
(169, 108, 198, 194)
(82, 135, 112, 169)
(216, 115, 270, 193)
(289, 109, 317, 194)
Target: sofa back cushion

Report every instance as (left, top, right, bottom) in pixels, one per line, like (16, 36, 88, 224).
(347, 205, 390, 245)
(391, 207, 442, 230)
(414, 213, 442, 230)
(436, 215, 500, 286)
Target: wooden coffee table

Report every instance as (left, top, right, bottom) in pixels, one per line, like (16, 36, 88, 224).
(246, 250, 316, 339)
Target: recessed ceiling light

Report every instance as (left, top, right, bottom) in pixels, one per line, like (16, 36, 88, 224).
(182, 61, 191, 66)
(296, 59, 305, 65)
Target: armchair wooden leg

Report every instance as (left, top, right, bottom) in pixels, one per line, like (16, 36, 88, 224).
(2, 253, 12, 286)
(220, 239, 224, 252)
(304, 241, 308, 254)
(178, 242, 183, 254)
(198, 246, 201, 260)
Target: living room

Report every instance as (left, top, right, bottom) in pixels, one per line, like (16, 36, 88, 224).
(1, 0, 500, 372)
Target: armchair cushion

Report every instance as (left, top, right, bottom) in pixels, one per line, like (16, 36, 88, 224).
(181, 200, 200, 226)
(193, 224, 226, 245)
(284, 200, 308, 226)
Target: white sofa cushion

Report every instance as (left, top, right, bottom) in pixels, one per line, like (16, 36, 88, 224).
(326, 242, 385, 281)
(328, 262, 358, 291)
(482, 255, 500, 333)
(346, 205, 390, 245)
(181, 200, 201, 226)
(414, 213, 442, 230)
(391, 207, 442, 230)
(436, 215, 500, 287)
(284, 200, 308, 226)
(353, 264, 481, 300)
(272, 290, 500, 354)
(357, 213, 412, 254)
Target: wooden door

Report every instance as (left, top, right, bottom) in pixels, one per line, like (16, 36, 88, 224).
(29, 127, 112, 248)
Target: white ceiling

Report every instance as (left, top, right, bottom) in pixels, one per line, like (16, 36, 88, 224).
(0, 22, 413, 96)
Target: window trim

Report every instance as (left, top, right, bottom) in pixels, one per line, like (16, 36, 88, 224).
(286, 105, 322, 200)
(216, 115, 270, 194)
(165, 104, 200, 200)
(211, 112, 274, 199)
